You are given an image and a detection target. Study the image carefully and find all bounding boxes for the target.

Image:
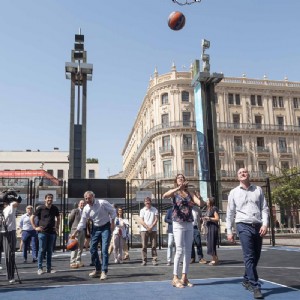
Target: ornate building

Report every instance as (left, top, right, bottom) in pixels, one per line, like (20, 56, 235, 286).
(122, 65, 300, 210)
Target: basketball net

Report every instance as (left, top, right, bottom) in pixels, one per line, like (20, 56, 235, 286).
(172, 0, 201, 6)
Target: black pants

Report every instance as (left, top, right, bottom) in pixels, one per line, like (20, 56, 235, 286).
(3, 230, 16, 280)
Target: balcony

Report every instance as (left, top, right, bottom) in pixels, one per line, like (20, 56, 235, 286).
(256, 146, 270, 157)
(233, 145, 247, 157)
(278, 147, 293, 158)
(182, 143, 197, 155)
(159, 145, 173, 157)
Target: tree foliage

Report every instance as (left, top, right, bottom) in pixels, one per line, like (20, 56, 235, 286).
(270, 167, 300, 208)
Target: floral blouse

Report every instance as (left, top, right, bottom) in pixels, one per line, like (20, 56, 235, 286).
(172, 192, 194, 223)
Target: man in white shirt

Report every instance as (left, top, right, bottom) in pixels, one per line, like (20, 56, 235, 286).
(71, 191, 116, 280)
(139, 197, 158, 266)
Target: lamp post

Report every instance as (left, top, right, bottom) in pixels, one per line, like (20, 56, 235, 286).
(192, 39, 223, 206)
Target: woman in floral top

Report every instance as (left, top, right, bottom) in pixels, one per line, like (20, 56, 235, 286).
(163, 174, 205, 288)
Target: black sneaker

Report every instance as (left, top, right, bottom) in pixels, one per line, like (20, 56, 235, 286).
(253, 288, 264, 299)
(242, 281, 252, 291)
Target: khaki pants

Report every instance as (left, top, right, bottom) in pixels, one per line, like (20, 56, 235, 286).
(140, 231, 157, 262)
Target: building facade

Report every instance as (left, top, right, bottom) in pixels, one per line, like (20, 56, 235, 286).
(122, 66, 300, 213)
(0, 148, 100, 183)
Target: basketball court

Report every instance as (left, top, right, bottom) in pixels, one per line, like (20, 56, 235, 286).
(0, 245, 299, 299)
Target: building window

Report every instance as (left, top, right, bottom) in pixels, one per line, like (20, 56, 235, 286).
(162, 135, 170, 150)
(278, 96, 284, 107)
(279, 137, 287, 151)
(257, 95, 262, 106)
(161, 93, 168, 105)
(183, 134, 192, 150)
(250, 95, 256, 106)
(228, 93, 234, 104)
(293, 98, 299, 108)
(255, 115, 262, 129)
(162, 114, 169, 128)
(228, 93, 240, 105)
(298, 117, 300, 127)
(181, 91, 189, 102)
(214, 93, 218, 104)
(47, 169, 53, 176)
(232, 114, 240, 128)
(257, 137, 264, 147)
(281, 161, 289, 170)
(272, 96, 278, 108)
(235, 160, 244, 171)
(89, 170, 95, 179)
(57, 169, 64, 179)
(182, 112, 191, 126)
(258, 161, 267, 173)
(184, 159, 194, 177)
(277, 116, 284, 130)
(163, 160, 172, 178)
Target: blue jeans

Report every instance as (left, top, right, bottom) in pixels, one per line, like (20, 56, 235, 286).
(236, 223, 263, 287)
(90, 222, 111, 273)
(191, 227, 203, 259)
(38, 232, 56, 270)
(22, 230, 37, 260)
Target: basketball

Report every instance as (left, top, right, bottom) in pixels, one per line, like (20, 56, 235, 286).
(168, 11, 186, 31)
(66, 238, 78, 251)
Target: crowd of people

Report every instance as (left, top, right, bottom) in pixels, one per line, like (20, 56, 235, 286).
(0, 168, 269, 299)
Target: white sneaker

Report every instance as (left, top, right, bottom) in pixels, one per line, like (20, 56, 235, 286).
(9, 279, 16, 284)
(37, 269, 44, 275)
(0, 265, 3, 270)
(100, 272, 107, 280)
(114, 259, 119, 264)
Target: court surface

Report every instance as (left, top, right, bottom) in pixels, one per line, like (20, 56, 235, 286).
(0, 245, 299, 299)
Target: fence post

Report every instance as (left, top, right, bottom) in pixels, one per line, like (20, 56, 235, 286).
(266, 177, 275, 246)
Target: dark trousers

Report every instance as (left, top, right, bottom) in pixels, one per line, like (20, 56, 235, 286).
(22, 230, 37, 260)
(191, 227, 203, 259)
(140, 231, 157, 262)
(236, 223, 263, 287)
(3, 230, 16, 280)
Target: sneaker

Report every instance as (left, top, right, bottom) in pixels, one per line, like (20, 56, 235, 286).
(0, 265, 3, 270)
(152, 261, 158, 266)
(199, 258, 207, 264)
(47, 269, 56, 274)
(253, 288, 264, 299)
(32, 259, 37, 263)
(89, 270, 101, 278)
(242, 281, 253, 291)
(100, 272, 107, 280)
(190, 258, 195, 264)
(123, 255, 130, 261)
(141, 261, 147, 266)
(114, 259, 119, 264)
(37, 269, 44, 275)
(9, 279, 16, 284)
(166, 261, 171, 266)
(70, 263, 79, 269)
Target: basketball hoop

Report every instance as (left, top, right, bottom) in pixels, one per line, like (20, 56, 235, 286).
(172, 0, 201, 6)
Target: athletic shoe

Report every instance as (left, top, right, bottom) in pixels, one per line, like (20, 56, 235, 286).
(47, 269, 56, 274)
(32, 259, 37, 263)
(9, 279, 16, 284)
(199, 258, 207, 264)
(37, 269, 44, 275)
(114, 259, 119, 264)
(89, 270, 101, 278)
(0, 265, 3, 270)
(253, 288, 264, 299)
(242, 281, 253, 291)
(141, 261, 147, 266)
(152, 261, 158, 266)
(190, 258, 195, 264)
(100, 272, 107, 280)
(70, 263, 79, 269)
(166, 261, 171, 266)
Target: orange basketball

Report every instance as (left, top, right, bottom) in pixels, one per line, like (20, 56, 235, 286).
(66, 238, 78, 251)
(168, 11, 186, 31)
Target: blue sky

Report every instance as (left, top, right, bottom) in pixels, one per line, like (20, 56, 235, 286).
(1, 1, 300, 178)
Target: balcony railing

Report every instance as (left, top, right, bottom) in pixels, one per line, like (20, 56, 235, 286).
(182, 143, 197, 152)
(278, 147, 292, 153)
(159, 145, 173, 155)
(257, 146, 270, 153)
(233, 145, 247, 152)
(218, 122, 300, 132)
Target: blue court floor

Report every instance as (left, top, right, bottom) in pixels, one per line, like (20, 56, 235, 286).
(0, 277, 299, 300)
